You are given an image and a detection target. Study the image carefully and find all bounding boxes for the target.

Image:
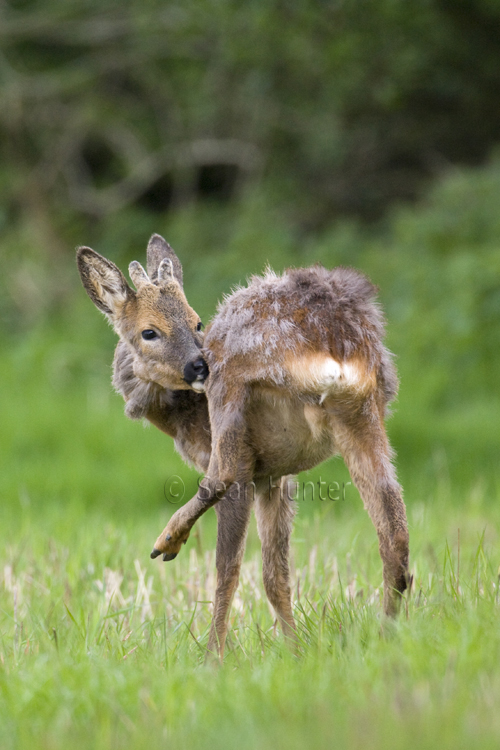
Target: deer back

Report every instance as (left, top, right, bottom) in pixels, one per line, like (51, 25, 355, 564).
(203, 265, 397, 410)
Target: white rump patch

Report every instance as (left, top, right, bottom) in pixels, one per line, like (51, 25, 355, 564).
(287, 355, 361, 399)
(314, 358, 342, 385)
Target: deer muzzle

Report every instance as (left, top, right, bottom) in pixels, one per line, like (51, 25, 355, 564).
(183, 356, 209, 390)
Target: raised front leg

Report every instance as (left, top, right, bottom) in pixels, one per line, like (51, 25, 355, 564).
(330, 399, 410, 617)
(150, 376, 256, 657)
(254, 477, 297, 642)
(151, 380, 253, 560)
(151, 488, 218, 560)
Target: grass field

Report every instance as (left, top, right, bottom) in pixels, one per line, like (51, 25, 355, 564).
(3, 165, 500, 746)
(1, 311, 500, 749)
(2, 480, 500, 749)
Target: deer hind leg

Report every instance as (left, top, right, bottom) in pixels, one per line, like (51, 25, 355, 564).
(330, 399, 410, 617)
(254, 477, 297, 641)
(206, 491, 252, 660)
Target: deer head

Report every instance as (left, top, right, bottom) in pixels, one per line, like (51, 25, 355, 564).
(77, 234, 208, 392)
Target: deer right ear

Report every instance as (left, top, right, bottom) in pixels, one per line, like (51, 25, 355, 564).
(146, 234, 183, 288)
(76, 247, 134, 320)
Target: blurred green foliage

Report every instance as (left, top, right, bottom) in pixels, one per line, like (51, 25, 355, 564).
(1, 157, 499, 524)
(1, 6, 500, 744)
(0, 0, 499, 519)
(1, 0, 500, 231)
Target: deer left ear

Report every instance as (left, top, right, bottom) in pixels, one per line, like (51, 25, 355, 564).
(146, 234, 183, 288)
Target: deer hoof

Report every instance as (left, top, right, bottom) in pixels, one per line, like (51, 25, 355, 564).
(163, 552, 177, 562)
(150, 548, 162, 559)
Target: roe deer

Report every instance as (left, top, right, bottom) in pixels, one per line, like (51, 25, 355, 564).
(77, 233, 410, 659)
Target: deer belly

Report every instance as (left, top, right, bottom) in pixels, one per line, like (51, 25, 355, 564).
(249, 394, 335, 476)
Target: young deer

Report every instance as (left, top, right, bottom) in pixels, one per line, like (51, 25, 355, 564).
(77, 234, 409, 659)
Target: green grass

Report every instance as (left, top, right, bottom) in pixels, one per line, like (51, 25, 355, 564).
(2, 490, 500, 749)
(3, 158, 500, 747)
(2, 318, 500, 749)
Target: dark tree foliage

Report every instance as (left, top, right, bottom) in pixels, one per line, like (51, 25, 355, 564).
(1, 0, 500, 228)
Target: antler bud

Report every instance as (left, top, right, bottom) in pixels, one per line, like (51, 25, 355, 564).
(128, 261, 150, 290)
(157, 258, 175, 286)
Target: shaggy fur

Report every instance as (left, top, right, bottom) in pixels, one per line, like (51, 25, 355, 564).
(77, 234, 409, 661)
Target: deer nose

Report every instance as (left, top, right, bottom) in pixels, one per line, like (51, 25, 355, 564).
(183, 357, 209, 384)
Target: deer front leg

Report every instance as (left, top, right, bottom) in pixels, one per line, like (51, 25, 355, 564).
(151, 488, 218, 560)
(206, 493, 252, 660)
(150, 449, 228, 561)
(150, 457, 253, 561)
(151, 388, 253, 560)
(151, 382, 252, 561)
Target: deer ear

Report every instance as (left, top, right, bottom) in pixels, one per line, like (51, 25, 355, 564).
(77, 247, 134, 319)
(146, 234, 183, 288)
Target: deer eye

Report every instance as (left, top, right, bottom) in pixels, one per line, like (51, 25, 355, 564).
(196, 321, 203, 332)
(142, 329, 158, 341)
